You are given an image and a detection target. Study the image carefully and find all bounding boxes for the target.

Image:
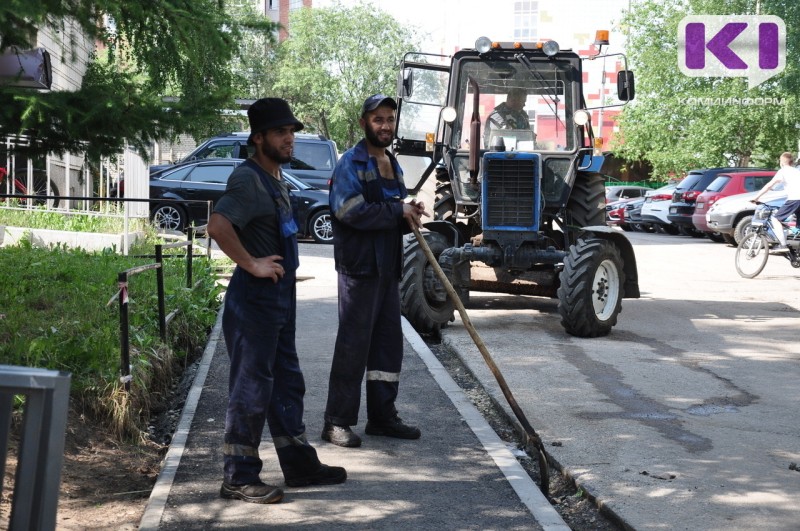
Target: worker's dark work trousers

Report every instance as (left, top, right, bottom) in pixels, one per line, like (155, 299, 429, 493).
(222, 267, 319, 485)
(324, 272, 403, 426)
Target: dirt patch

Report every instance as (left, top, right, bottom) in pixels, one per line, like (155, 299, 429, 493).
(0, 360, 200, 531)
(1, 409, 162, 531)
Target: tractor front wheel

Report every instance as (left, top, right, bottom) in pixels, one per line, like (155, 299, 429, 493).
(557, 237, 625, 337)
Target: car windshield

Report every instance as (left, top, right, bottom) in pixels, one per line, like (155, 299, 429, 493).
(451, 57, 578, 152)
(283, 171, 314, 191)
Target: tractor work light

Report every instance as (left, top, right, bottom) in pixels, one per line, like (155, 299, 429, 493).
(475, 36, 492, 54)
(542, 40, 560, 56)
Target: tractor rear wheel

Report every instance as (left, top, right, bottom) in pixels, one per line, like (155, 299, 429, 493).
(434, 182, 456, 222)
(566, 173, 605, 228)
(400, 231, 455, 336)
(557, 237, 625, 337)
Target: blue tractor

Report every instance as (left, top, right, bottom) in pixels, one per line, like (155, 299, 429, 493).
(394, 35, 641, 337)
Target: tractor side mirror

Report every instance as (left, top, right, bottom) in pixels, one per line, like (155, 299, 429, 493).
(617, 70, 635, 101)
(402, 69, 414, 97)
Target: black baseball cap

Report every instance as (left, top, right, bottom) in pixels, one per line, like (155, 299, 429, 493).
(361, 94, 397, 117)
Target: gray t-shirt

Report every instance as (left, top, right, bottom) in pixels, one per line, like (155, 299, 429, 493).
(213, 164, 290, 259)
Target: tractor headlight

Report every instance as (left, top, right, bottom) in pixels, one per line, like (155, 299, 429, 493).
(441, 106, 457, 123)
(574, 110, 591, 126)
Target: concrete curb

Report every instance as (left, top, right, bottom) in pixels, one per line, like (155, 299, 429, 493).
(402, 318, 570, 531)
(138, 306, 224, 531)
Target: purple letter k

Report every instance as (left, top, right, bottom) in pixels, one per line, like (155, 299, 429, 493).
(685, 22, 748, 69)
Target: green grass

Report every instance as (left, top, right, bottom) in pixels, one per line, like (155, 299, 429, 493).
(0, 233, 223, 441)
(0, 204, 138, 233)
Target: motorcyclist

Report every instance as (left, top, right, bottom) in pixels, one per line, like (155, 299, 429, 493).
(752, 152, 800, 252)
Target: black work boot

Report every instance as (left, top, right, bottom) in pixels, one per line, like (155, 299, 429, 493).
(321, 422, 362, 447)
(220, 481, 284, 504)
(284, 463, 347, 487)
(365, 416, 421, 440)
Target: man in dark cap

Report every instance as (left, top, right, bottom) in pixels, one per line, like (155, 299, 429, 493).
(320, 94, 428, 448)
(208, 97, 346, 503)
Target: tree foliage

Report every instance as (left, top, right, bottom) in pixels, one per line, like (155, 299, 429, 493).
(0, 0, 278, 161)
(613, 0, 800, 179)
(272, 2, 417, 149)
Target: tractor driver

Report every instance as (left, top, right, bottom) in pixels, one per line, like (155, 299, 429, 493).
(483, 87, 533, 149)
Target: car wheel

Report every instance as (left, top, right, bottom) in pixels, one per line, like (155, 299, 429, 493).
(152, 203, 187, 232)
(309, 209, 333, 244)
(734, 215, 753, 245)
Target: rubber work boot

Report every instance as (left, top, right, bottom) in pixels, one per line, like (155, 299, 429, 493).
(284, 463, 347, 487)
(365, 416, 421, 440)
(220, 481, 284, 504)
(321, 422, 362, 447)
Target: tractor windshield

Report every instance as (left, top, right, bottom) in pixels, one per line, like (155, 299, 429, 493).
(452, 57, 579, 152)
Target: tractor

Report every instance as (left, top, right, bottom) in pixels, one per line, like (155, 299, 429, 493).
(394, 34, 641, 338)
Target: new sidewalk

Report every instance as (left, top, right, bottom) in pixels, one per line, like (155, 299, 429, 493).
(138, 255, 566, 530)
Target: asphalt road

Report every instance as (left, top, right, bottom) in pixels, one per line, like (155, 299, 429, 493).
(440, 230, 800, 530)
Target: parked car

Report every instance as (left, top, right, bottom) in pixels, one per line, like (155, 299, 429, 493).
(605, 184, 652, 203)
(705, 187, 786, 245)
(667, 168, 769, 237)
(640, 184, 679, 235)
(622, 197, 654, 232)
(149, 159, 333, 243)
(605, 197, 636, 230)
(149, 132, 339, 189)
(692, 170, 776, 241)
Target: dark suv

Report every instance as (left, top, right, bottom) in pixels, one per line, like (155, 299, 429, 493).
(667, 168, 766, 235)
(150, 132, 338, 189)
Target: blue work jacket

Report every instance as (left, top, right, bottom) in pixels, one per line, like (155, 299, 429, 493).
(329, 139, 409, 277)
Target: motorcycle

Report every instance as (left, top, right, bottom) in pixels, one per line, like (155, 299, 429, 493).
(735, 202, 800, 278)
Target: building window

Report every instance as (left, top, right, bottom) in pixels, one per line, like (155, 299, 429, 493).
(513, 1, 538, 41)
(289, 0, 303, 10)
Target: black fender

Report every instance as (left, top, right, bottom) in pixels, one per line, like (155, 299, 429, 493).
(420, 219, 466, 248)
(579, 225, 640, 298)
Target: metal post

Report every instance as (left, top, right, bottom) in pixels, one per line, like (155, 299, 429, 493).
(186, 227, 194, 289)
(117, 271, 131, 391)
(156, 245, 166, 341)
(1, 365, 71, 531)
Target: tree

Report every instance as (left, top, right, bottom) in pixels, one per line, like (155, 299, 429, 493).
(0, 0, 279, 161)
(227, 0, 280, 100)
(271, 3, 417, 149)
(612, 0, 800, 179)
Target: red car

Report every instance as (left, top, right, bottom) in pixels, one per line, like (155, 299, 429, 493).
(692, 170, 776, 238)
